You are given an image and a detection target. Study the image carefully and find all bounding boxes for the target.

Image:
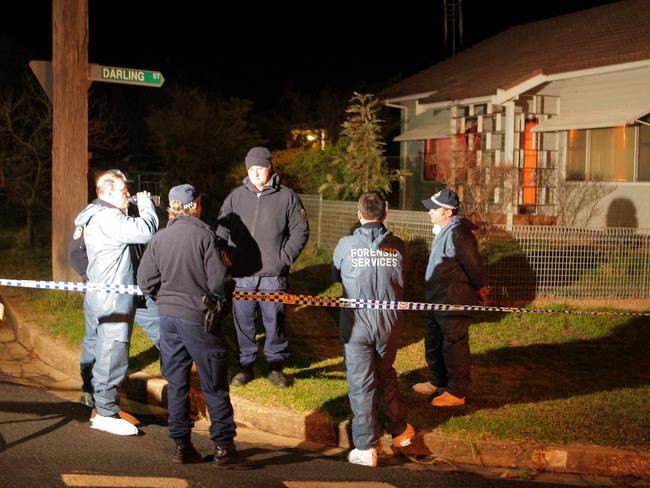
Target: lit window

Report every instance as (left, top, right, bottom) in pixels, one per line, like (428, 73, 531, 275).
(423, 134, 476, 182)
(589, 127, 634, 181)
(566, 129, 586, 181)
(566, 126, 642, 182)
(638, 125, 650, 181)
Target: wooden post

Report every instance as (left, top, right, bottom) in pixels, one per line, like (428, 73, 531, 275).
(52, 0, 88, 281)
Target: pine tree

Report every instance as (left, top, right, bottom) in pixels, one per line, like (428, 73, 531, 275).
(321, 92, 392, 199)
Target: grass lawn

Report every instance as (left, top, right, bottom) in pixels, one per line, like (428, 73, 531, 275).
(1, 223, 649, 449)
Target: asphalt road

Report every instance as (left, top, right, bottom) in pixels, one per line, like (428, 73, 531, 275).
(0, 371, 586, 488)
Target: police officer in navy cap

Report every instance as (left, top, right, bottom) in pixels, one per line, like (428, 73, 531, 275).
(413, 188, 489, 407)
(138, 184, 246, 468)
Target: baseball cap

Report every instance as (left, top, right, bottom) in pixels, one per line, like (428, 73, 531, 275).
(421, 189, 460, 210)
(168, 183, 200, 208)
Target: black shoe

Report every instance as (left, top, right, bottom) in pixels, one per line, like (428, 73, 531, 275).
(213, 444, 250, 469)
(172, 443, 203, 464)
(231, 366, 254, 386)
(79, 391, 95, 408)
(267, 369, 288, 389)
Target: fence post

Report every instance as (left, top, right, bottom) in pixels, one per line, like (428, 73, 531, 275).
(645, 235, 650, 299)
(317, 193, 322, 249)
(506, 209, 513, 232)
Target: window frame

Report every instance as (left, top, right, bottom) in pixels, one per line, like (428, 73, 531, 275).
(564, 125, 650, 183)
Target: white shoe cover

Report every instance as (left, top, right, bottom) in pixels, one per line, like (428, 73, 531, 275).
(91, 414, 138, 436)
(347, 447, 378, 467)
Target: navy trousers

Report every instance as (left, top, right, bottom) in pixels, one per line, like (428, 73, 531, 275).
(160, 316, 236, 446)
(232, 276, 288, 366)
(344, 310, 408, 450)
(425, 312, 472, 397)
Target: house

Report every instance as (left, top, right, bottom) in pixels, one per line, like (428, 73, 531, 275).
(380, 0, 650, 228)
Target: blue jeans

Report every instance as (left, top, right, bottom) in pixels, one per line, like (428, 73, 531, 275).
(231, 276, 288, 366)
(80, 295, 160, 395)
(160, 316, 236, 446)
(83, 301, 134, 417)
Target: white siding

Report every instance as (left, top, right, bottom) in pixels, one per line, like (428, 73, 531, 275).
(574, 183, 650, 228)
(537, 67, 650, 114)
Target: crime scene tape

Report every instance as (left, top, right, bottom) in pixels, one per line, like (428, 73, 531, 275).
(233, 291, 650, 317)
(0, 278, 143, 295)
(0, 278, 649, 317)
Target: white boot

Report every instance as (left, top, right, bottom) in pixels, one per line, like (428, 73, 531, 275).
(91, 414, 138, 436)
(347, 447, 378, 467)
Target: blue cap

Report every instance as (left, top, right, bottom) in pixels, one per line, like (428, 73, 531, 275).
(168, 184, 199, 207)
(421, 189, 460, 210)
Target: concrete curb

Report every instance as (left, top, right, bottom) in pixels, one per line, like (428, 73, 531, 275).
(1, 291, 80, 380)
(415, 431, 650, 479)
(2, 291, 649, 480)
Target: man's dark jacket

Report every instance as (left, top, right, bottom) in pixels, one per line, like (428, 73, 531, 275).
(424, 215, 487, 305)
(218, 174, 309, 278)
(137, 216, 229, 323)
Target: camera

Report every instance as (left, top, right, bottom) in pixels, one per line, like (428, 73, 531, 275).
(128, 195, 161, 207)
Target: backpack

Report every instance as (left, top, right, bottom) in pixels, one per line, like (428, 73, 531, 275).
(69, 225, 89, 281)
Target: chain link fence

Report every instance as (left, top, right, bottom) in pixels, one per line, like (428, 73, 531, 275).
(300, 194, 650, 300)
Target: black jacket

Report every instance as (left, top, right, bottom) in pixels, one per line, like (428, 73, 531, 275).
(218, 174, 309, 277)
(424, 216, 487, 305)
(137, 216, 229, 323)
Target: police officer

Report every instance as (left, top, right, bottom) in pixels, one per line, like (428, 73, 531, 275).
(138, 184, 244, 468)
(218, 147, 309, 388)
(413, 188, 489, 407)
(332, 192, 415, 467)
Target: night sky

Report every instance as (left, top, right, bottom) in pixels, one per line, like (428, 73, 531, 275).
(1, 0, 619, 104)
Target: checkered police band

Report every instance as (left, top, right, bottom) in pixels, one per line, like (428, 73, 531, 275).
(431, 192, 457, 210)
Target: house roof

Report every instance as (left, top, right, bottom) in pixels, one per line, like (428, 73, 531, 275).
(380, 0, 650, 104)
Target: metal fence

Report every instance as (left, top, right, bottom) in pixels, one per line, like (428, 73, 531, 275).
(300, 194, 650, 300)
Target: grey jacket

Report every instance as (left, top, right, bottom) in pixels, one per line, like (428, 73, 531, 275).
(74, 197, 158, 321)
(425, 215, 487, 305)
(332, 223, 407, 344)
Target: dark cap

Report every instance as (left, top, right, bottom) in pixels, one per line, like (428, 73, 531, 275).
(245, 147, 272, 170)
(421, 188, 460, 210)
(168, 184, 200, 208)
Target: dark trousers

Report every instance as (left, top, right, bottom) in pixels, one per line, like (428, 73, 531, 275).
(425, 312, 472, 398)
(160, 316, 236, 446)
(232, 276, 288, 366)
(345, 331, 408, 450)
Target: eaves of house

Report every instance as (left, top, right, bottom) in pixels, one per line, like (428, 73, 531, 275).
(379, 0, 650, 105)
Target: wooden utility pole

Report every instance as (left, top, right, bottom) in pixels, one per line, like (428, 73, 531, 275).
(52, 0, 88, 281)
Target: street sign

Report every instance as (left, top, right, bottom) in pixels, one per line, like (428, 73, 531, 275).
(30, 61, 165, 98)
(29, 60, 54, 100)
(88, 64, 165, 88)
